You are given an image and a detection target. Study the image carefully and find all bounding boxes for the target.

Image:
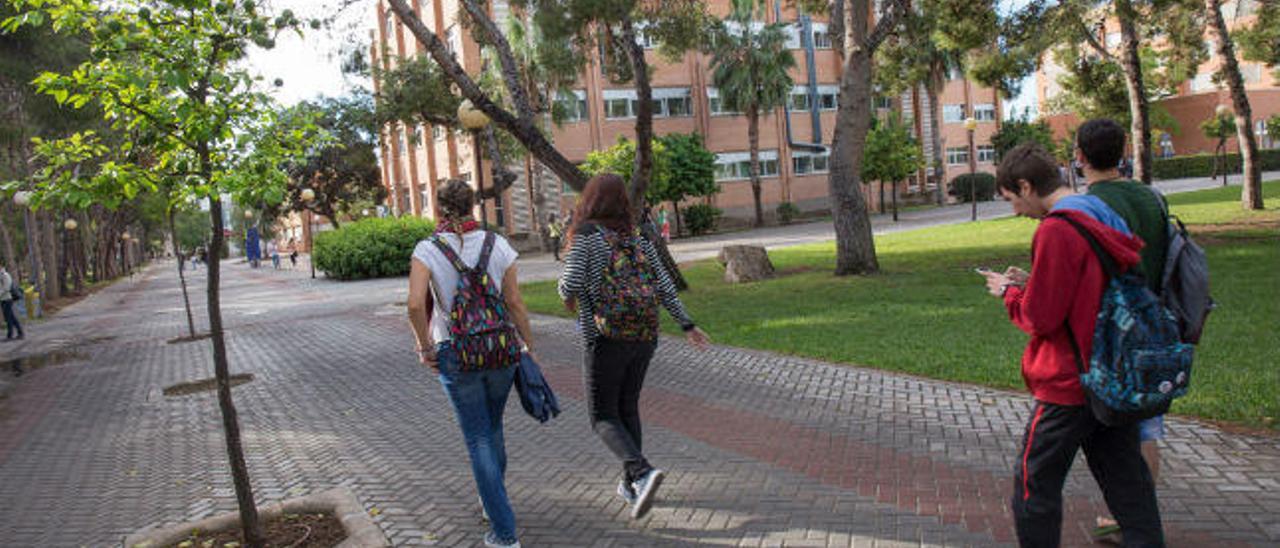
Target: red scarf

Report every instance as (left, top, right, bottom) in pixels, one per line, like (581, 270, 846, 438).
(436, 218, 479, 235)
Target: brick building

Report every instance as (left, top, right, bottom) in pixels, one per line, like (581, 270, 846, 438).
(1036, 0, 1279, 158)
(371, 0, 1004, 235)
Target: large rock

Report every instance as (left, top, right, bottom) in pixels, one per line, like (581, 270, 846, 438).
(717, 245, 775, 284)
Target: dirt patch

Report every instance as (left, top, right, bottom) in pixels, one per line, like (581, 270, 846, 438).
(163, 512, 344, 548)
(167, 333, 213, 345)
(163, 373, 254, 397)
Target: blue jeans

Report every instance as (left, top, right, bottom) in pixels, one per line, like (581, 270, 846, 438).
(436, 343, 518, 543)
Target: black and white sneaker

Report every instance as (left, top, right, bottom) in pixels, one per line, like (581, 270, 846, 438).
(617, 480, 637, 505)
(629, 468, 665, 519)
(483, 531, 521, 548)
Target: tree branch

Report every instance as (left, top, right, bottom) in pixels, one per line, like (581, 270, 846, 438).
(1078, 20, 1118, 64)
(458, 0, 536, 121)
(105, 88, 199, 151)
(864, 0, 907, 54)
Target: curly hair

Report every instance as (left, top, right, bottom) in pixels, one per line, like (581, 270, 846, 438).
(436, 178, 475, 220)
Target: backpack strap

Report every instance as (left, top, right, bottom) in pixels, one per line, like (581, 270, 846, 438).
(476, 232, 498, 273)
(1048, 213, 1120, 280)
(429, 235, 470, 273)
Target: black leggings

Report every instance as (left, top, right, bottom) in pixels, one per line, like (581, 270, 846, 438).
(2, 300, 21, 338)
(584, 337, 658, 482)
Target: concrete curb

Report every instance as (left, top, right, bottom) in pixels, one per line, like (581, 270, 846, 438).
(121, 487, 388, 548)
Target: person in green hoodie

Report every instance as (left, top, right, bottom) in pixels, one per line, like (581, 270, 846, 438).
(1075, 118, 1171, 541)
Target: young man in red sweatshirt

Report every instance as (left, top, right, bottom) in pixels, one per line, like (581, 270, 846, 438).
(982, 143, 1165, 548)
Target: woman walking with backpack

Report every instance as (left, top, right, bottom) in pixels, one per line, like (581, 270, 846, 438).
(558, 174, 710, 519)
(407, 180, 534, 548)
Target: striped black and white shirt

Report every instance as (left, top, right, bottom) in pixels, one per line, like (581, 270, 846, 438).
(557, 224, 695, 347)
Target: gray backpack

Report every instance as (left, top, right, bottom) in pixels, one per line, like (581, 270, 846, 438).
(1148, 186, 1213, 344)
(1160, 216, 1213, 344)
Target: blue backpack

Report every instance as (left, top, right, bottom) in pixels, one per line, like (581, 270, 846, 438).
(1054, 214, 1195, 426)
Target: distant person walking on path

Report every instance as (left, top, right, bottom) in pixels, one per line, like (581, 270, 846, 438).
(287, 238, 299, 268)
(1074, 119, 1174, 541)
(558, 174, 711, 520)
(406, 179, 534, 548)
(547, 213, 563, 262)
(1, 264, 23, 341)
(980, 144, 1164, 548)
(268, 240, 280, 270)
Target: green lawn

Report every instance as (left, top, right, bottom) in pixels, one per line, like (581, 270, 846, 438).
(523, 182, 1280, 428)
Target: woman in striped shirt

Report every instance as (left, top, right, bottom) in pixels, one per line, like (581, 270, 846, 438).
(558, 174, 710, 519)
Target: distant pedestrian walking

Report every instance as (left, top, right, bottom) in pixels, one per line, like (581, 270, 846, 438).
(558, 174, 711, 520)
(980, 143, 1164, 548)
(268, 240, 280, 270)
(547, 213, 563, 262)
(1, 264, 24, 341)
(287, 238, 299, 268)
(406, 179, 533, 548)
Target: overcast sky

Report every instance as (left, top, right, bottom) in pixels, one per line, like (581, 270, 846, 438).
(244, 0, 1038, 117)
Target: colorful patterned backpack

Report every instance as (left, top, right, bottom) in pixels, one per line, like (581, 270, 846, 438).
(1055, 214, 1194, 426)
(431, 232, 522, 371)
(594, 228, 660, 342)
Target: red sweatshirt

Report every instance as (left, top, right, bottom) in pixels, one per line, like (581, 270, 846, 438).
(1002, 210, 1144, 406)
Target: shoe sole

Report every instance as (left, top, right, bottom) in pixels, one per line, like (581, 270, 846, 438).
(630, 470, 664, 520)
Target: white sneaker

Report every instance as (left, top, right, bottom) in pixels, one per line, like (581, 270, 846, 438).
(617, 480, 637, 505)
(480, 496, 488, 521)
(629, 468, 665, 519)
(484, 532, 521, 548)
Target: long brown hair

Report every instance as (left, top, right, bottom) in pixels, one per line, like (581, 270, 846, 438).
(566, 173, 632, 245)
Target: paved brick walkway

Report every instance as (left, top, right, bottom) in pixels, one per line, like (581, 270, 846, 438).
(0, 261, 1277, 547)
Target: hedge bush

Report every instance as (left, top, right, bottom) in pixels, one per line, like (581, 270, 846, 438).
(948, 172, 997, 203)
(684, 204, 722, 236)
(1152, 149, 1280, 180)
(313, 216, 436, 280)
(776, 202, 801, 225)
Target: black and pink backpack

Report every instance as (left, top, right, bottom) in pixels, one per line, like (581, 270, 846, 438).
(431, 232, 522, 371)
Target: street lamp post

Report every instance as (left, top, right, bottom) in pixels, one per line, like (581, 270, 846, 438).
(457, 100, 491, 230)
(63, 218, 77, 293)
(964, 116, 979, 221)
(12, 191, 43, 317)
(121, 232, 132, 278)
(301, 188, 317, 279)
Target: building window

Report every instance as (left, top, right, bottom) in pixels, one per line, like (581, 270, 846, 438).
(603, 89, 638, 119)
(974, 103, 996, 121)
(384, 11, 396, 39)
(637, 25, 658, 49)
(706, 87, 740, 116)
(943, 104, 965, 123)
(792, 150, 830, 175)
(652, 88, 693, 118)
(874, 95, 892, 110)
(1190, 72, 1215, 92)
(433, 125, 445, 141)
(811, 23, 832, 49)
(556, 90, 589, 122)
(790, 85, 838, 111)
(1105, 32, 1121, 49)
(714, 150, 780, 181)
(946, 146, 969, 165)
(445, 26, 459, 57)
(977, 145, 996, 163)
(493, 193, 506, 228)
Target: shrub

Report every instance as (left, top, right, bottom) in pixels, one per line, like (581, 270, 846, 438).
(948, 173, 997, 203)
(313, 216, 436, 280)
(683, 204, 722, 236)
(776, 202, 801, 225)
(1151, 149, 1280, 180)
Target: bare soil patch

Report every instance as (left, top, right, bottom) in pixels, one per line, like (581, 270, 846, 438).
(162, 512, 344, 548)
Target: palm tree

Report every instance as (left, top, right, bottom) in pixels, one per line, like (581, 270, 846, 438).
(710, 0, 795, 227)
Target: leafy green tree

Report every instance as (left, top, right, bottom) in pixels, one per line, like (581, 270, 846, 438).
(1201, 108, 1237, 185)
(4, 1, 313, 544)
(273, 94, 385, 230)
(990, 118, 1055, 162)
(582, 133, 717, 235)
(861, 114, 923, 221)
(710, 0, 794, 227)
(1267, 114, 1280, 143)
(1235, 0, 1280, 80)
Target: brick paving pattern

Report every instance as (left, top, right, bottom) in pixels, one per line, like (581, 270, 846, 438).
(0, 261, 1276, 547)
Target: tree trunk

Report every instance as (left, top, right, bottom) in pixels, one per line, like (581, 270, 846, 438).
(878, 180, 886, 214)
(927, 74, 946, 205)
(169, 212, 198, 338)
(1206, 0, 1263, 209)
(748, 110, 764, 227)
(204, 169, 264, 545)
(892, 180, 899, 222)
(43, 211, 60, 301)
(1117, 0, 1153, 185)
(828, 0, 880, 276)
(22, 206, 44, 315)
(0, 203, 16, 278)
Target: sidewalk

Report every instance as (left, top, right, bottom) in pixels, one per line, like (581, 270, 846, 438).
(517, 171, 1280, 282)
(0, 261, 1276, 546)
